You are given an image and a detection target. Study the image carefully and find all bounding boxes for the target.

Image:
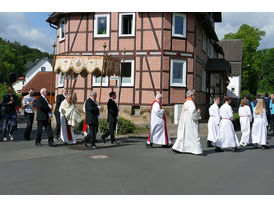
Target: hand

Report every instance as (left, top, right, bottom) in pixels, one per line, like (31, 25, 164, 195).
(197, 109, 201, 113)
(98, 106, 101, 110)
(48, 104, 52, 109)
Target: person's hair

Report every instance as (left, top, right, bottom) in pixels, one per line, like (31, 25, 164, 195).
(255, 99, 265, 115)
(109, 91, 116, 97)
(256, 94, 260, 99)
(265, 92, 269, 97)
(224, 96, 231, 102)
(240, 98, 248, 107)
(7, 85, 12, 90)
(155, 93, 162, 100)
(90, 90, 97, 97)
(40, 88, 47, 94)
(186, 89, 195, 97)
(213, 96, 220, 101)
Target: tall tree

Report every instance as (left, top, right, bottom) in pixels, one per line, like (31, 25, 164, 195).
(223, 24, 265, 95)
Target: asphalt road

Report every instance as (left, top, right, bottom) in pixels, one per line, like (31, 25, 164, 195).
(0, 114, 273, 195)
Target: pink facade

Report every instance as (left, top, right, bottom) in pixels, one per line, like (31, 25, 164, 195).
(47, 12, 221, 120)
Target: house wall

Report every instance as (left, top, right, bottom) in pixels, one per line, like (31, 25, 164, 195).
(53, 12, 218, 124)
(25, 60, 52, 85)
(227, 76, 241, 98)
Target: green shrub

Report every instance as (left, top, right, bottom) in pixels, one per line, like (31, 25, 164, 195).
(117, 117, 135, 135)
(241, 90, 250, 99)
(99, 119, 109, 134)
(232, 113, 240, 131)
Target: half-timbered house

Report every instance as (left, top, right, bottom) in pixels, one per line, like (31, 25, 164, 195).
(46, 12, 227, 124)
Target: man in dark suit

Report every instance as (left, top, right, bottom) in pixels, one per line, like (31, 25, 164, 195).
(84, 91, 100, 149)
(101, 91, 119, 144)
(35, 88, 55, 146)
(54, 88, 68, 140)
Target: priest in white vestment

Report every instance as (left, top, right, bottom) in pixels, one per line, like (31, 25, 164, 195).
(252, 99, 269, 149)
(172, 90, 206, 156)
(238, 98, 252, 147)
(146, 93, 171, 148)
(207, 97, 220, 147)
(216, 96, 240, 152)
(59, 93, 82, 144)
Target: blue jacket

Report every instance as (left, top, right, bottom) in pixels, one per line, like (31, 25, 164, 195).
(270, 100, 274, 114)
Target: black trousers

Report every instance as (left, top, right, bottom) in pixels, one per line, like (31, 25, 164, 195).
(24, 112, 34, 140)
(35, 120, 54, 144)
(54, 112, 61, 137)
(103, 121, 117, 142)
(84, 124, 98, 146)
(271, 114, 274, 135)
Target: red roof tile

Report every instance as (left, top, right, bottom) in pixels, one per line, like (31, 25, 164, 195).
(21, 72, 55, 94)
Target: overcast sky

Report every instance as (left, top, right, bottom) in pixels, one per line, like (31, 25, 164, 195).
(0, 12, 273, 53)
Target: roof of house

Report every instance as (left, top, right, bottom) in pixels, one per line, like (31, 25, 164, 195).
(21, 72, 55, 94)
(218, 39, 243, 76)
(218, 39, 243, 62)
(26, 57, 52, 71)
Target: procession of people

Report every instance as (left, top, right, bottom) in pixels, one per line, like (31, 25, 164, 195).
(0, 84, 273, 156)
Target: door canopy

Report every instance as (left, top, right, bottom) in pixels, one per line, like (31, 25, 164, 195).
(54, 55, 121, 77)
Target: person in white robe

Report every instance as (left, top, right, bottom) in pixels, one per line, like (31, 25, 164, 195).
(146, 93, 171, 148)
(238, 98, 252, 147)
(252, 99, 269, 149)
(59, 93, 81, 144)
(207, 97, 220, 147)
(172, 90, 206, 156)
(215, 96, 240, 152)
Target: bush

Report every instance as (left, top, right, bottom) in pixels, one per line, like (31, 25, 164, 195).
(99, 119, 109, 134)
(117, 117, 135, 135)
(232, 112, 240, 131)
(241, 90, 250, 99)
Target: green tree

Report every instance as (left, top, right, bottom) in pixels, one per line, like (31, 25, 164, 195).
(223, 24, 266, 95)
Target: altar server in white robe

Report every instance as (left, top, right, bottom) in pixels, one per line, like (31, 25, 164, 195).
(146, 93, 171, 148)
(207, 97, 220, 147)
(238, 98, 252, 147)
(252, 99, 269, 149)
(215, 96, 240, 152)
(172, 90, 206, 156)
(59, 93, 81, 144)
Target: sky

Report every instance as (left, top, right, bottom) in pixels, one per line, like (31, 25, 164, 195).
(0, 12, 274, 53)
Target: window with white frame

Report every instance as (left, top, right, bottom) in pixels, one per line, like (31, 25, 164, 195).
(94, 14, 110, 38)
(59, 18, 65, 41)
(170, 59, 187, 87)
(93, 76, 108, 86)
(57, 73, 64, 87)
(119, 13, 135, 37)
(202, 69, 206, 92)
(202, 31, 207, 52)
(172, 13, 187, 38)
(41, 67, 46, 72)
(121, 60, 134, 87)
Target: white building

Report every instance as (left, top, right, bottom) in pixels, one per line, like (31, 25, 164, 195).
(25, 58, 52, 85)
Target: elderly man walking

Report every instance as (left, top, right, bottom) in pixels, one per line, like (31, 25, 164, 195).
(172, 90, 206, 156)
(146, 93, 171, 148)
(35, 88, 55, 146)
(84, 91, 100, 149)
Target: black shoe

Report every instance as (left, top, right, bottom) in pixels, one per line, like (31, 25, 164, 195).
(232, 147, 240, 152)
(91, 145, 98, 150)
(253, 143, 259, 149)
(196, 153, 207, 156)
(207, 140, 213, 148)
(48, 143, 57, 147)
(215, 147, 223, 152)
(162, 145, 170, 148)
(146, 143, 152, 148)
(111, 141, 119, 145)
(35, 142, 43, 146)
(262, 145, 269, 149)
(101, 135, 106, 143)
